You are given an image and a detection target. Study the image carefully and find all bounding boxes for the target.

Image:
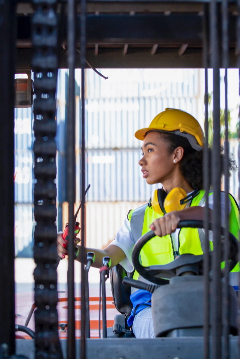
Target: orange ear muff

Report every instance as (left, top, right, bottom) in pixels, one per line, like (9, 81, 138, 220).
(152, 188, 167, 215)
(151, 187, 187, 215)
(164, 187, 187, 213)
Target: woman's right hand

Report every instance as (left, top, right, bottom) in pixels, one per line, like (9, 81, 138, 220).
(57, 232, 68, 259)
(57, 232, 81, 259)
(149, 210, 181, 237)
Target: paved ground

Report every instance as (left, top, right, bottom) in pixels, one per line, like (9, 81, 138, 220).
(15, 258, 118, 339)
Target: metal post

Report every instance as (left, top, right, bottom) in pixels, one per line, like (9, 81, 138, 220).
(0, 0, 16, 355)
(203, 5, 210, 359)
(101, 270, 108, 339)
(210, 1, 222, 358)
(85, 270, 91, 338)
(236, 1, 240, 355)
(221, 1, 230, 358)
(67, 0, 77, 357)
(80, 0, 87, 357)
(85, 252, 95, 339)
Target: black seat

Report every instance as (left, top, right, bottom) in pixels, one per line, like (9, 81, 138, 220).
(109, 264, 133, 316)
(109, 264, 134, 337)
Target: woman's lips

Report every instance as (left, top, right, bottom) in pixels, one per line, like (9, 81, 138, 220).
(142, 170, 149, 178)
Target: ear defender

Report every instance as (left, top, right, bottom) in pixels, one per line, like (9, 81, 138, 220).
(151, 187, 188, 215)
(152, 188, 167, 215)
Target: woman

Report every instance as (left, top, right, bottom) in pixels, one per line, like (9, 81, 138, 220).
(57, 108, 239, 338)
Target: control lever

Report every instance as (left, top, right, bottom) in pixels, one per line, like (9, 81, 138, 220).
(59, 184, 91, 262)
(102, 256, 111, 268)
(122, 277, 161, 293)
(85, 252, 95, 338)
(100, 256, 111, 338)
(85, 252, 96, 272)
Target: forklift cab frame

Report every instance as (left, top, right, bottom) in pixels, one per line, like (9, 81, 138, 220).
(1, 1, 240, 358)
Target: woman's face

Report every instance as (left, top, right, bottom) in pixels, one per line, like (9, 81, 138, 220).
(139, 131, 176, 186)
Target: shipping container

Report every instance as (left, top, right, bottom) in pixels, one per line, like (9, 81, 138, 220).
(85, 201, 146, 249)
(84, 94, 202, 150)
(86, 69, 201, 100)
(15, 204, 34, 257)
(77, 68, 204, 202)
(14, 108, 33, 151)
(14, 107, 33, 204)
(82, 149, 158, 202)
(15, 151, 33, 203)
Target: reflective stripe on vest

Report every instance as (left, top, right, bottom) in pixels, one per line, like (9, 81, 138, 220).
(130, 204, 148, 244)
(227, 193, 240, 273)
(178, 189, 206, 256)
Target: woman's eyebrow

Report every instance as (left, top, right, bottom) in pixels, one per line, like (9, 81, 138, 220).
(141, 142, 157, 150)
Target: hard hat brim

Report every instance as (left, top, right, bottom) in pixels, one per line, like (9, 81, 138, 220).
(135, 128, 156, 140)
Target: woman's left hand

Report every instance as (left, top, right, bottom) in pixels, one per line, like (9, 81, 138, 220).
(149, 211, 181, 237)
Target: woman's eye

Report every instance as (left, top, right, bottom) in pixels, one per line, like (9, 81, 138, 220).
(141, 148, 153, 155)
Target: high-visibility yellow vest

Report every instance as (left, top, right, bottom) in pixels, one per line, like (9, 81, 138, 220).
(128, 190, 240, 282)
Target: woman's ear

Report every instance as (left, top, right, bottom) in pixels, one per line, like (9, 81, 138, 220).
(173, 146, 184, 163)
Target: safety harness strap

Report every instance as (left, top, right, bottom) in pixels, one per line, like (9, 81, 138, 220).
(197, 191, 213, 252)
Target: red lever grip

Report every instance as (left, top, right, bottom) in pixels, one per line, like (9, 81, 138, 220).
(62, 222, 80, 241)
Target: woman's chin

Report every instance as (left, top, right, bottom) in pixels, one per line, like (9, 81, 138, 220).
(145, 177, 161, 185)
(145, 178, 154, 185)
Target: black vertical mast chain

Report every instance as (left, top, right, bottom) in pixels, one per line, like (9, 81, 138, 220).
(32, 0, 62, 358)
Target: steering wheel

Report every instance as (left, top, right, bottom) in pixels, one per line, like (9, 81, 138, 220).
(132, 220, 238, 285)
(15, 324, 35, 339)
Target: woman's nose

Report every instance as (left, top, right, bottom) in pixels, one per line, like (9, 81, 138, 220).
(139, 156, 145, 166)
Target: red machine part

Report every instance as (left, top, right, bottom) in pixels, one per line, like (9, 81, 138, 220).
(62, 222, 80, 241)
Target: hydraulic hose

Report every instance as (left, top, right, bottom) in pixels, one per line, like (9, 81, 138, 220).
(15, 325, 35, 339)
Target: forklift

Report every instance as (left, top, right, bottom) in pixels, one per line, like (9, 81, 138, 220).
(0, 1, 239, 358)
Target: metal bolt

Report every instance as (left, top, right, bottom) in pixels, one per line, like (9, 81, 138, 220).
(59, 323, 68, 332)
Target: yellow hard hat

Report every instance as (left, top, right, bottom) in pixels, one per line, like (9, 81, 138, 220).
(135, 108, 204, 151)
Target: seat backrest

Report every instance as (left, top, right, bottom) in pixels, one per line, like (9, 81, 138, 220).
(109, 264, 133, 316)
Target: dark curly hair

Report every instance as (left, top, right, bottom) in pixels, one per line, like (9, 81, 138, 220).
(157, 131, 236, 190)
